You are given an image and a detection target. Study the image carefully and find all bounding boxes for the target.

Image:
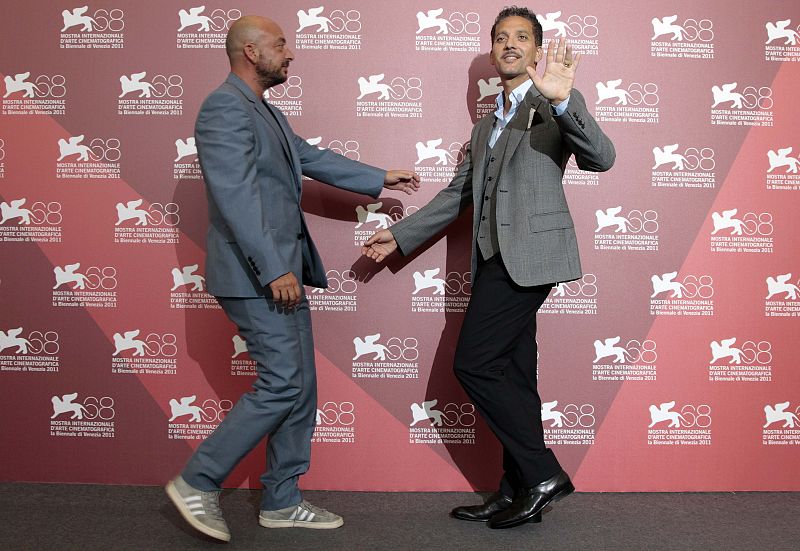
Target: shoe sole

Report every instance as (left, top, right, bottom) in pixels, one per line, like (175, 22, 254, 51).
(259, 517, 344, 529)
(451, 514, 491, 522)
(165, 481, 231, 542)
(490, 482, 575, 529)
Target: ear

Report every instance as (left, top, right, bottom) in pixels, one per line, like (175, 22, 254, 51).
(244, 43, 258, 64)
(535, 46, 543, 63)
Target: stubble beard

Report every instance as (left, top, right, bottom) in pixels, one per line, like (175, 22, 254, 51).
(256, 63, 287, 91)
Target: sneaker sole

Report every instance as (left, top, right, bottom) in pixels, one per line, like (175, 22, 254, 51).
(258, 516, 344, 530)
(165, 480, 231, 542)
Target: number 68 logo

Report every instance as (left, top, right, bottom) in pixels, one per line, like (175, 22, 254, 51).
(25, 330, 61, 355)
(267, 76, 302, 99)
(51, 393, 115, 420)
(316, 402, 355, 425)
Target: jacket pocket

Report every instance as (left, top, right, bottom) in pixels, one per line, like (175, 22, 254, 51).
(528, 211, 574, 233)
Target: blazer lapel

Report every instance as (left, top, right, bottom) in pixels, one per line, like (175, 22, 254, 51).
(224, 74, 301, 196)
(502, 88, 548, 167)
(471, 115, 494, 192)
(263, 101, 304, 196)
(256, 100, 300, 178)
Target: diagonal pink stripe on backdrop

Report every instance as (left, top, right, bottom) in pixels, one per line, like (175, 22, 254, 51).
(575, 62, 800, 491)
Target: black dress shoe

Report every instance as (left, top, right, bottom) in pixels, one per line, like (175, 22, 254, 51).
(488, 470, 574, 529)
(451, 492, 513, 522)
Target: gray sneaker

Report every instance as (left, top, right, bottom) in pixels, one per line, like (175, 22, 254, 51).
(165, 475, 231, 542)
(259, 500, 344, 529)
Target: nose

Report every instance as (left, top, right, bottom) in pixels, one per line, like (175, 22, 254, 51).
(285, 46, 295, 61)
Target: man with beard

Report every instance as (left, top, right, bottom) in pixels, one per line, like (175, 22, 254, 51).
(166, 16, 419, 542)
(362, 7, 615, 529)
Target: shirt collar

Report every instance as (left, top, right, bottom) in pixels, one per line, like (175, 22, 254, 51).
(494, 79, 534, 122)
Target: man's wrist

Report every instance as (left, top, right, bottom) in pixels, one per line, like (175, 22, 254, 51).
(550, 95, 571, 116)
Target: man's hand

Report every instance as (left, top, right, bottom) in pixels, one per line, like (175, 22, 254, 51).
(268, 272, 302, 308)
(384, 170, 421, 195)
(361, 230, 398, 263)
(526, 37, 581, 105)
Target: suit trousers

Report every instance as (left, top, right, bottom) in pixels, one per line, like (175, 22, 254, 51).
(453, 254, 561, 496)
(182, 295, 316, 511)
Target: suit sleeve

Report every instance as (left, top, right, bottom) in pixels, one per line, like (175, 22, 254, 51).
(290, 128, 386, 199)
(389, 144, 474, 256)
(195, 91, 289, 287)
(554, 88, 616, 172)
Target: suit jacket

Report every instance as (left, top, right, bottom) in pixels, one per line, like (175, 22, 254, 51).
(195, 73, 385, 297)
(391, 86, 615, 287)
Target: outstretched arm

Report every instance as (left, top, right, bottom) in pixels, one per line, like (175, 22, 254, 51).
(362, 142, 474, 261)
(291, 131, 419, 197)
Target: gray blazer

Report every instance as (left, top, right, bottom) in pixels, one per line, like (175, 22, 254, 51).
(195, 73, 385, 297)
(391, 86, 615, 287)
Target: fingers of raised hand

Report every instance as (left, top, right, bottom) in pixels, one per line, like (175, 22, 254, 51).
(545, 38, 557, 64)
(545, 38, 580, 72)
(569, 52, 582, 72)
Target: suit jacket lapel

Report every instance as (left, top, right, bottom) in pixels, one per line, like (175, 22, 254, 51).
(471, 115, 494, 193)
(502, 88, 547, 168)
(256, 101, 292, 167)
(225, 74, 301, 195)
(259, 100, 302, 192)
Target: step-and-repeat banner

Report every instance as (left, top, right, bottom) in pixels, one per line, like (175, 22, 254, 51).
(1, 1, 799, 491)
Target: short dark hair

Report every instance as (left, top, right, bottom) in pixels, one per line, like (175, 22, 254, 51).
(490, 6, 542, 46)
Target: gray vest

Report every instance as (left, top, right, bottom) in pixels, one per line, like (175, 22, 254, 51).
(477, 124, 512, 261)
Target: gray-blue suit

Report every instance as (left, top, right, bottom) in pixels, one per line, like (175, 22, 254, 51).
(182, 73, 384, 510)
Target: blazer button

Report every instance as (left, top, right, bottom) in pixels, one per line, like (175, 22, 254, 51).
(297, 233, 304, 240)
(490, 156, 496, 162)
(487, 176, 493, 181)
(484, 196, 489, 201)
(481, 216, 486, 221)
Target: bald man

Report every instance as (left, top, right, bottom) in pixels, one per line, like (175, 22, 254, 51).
(165, 16, 419, 542)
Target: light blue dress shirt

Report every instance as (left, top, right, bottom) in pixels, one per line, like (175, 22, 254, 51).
(489, 79, 570, 148)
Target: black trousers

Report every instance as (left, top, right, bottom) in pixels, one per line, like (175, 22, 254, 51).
(453, 254, 561, 496)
